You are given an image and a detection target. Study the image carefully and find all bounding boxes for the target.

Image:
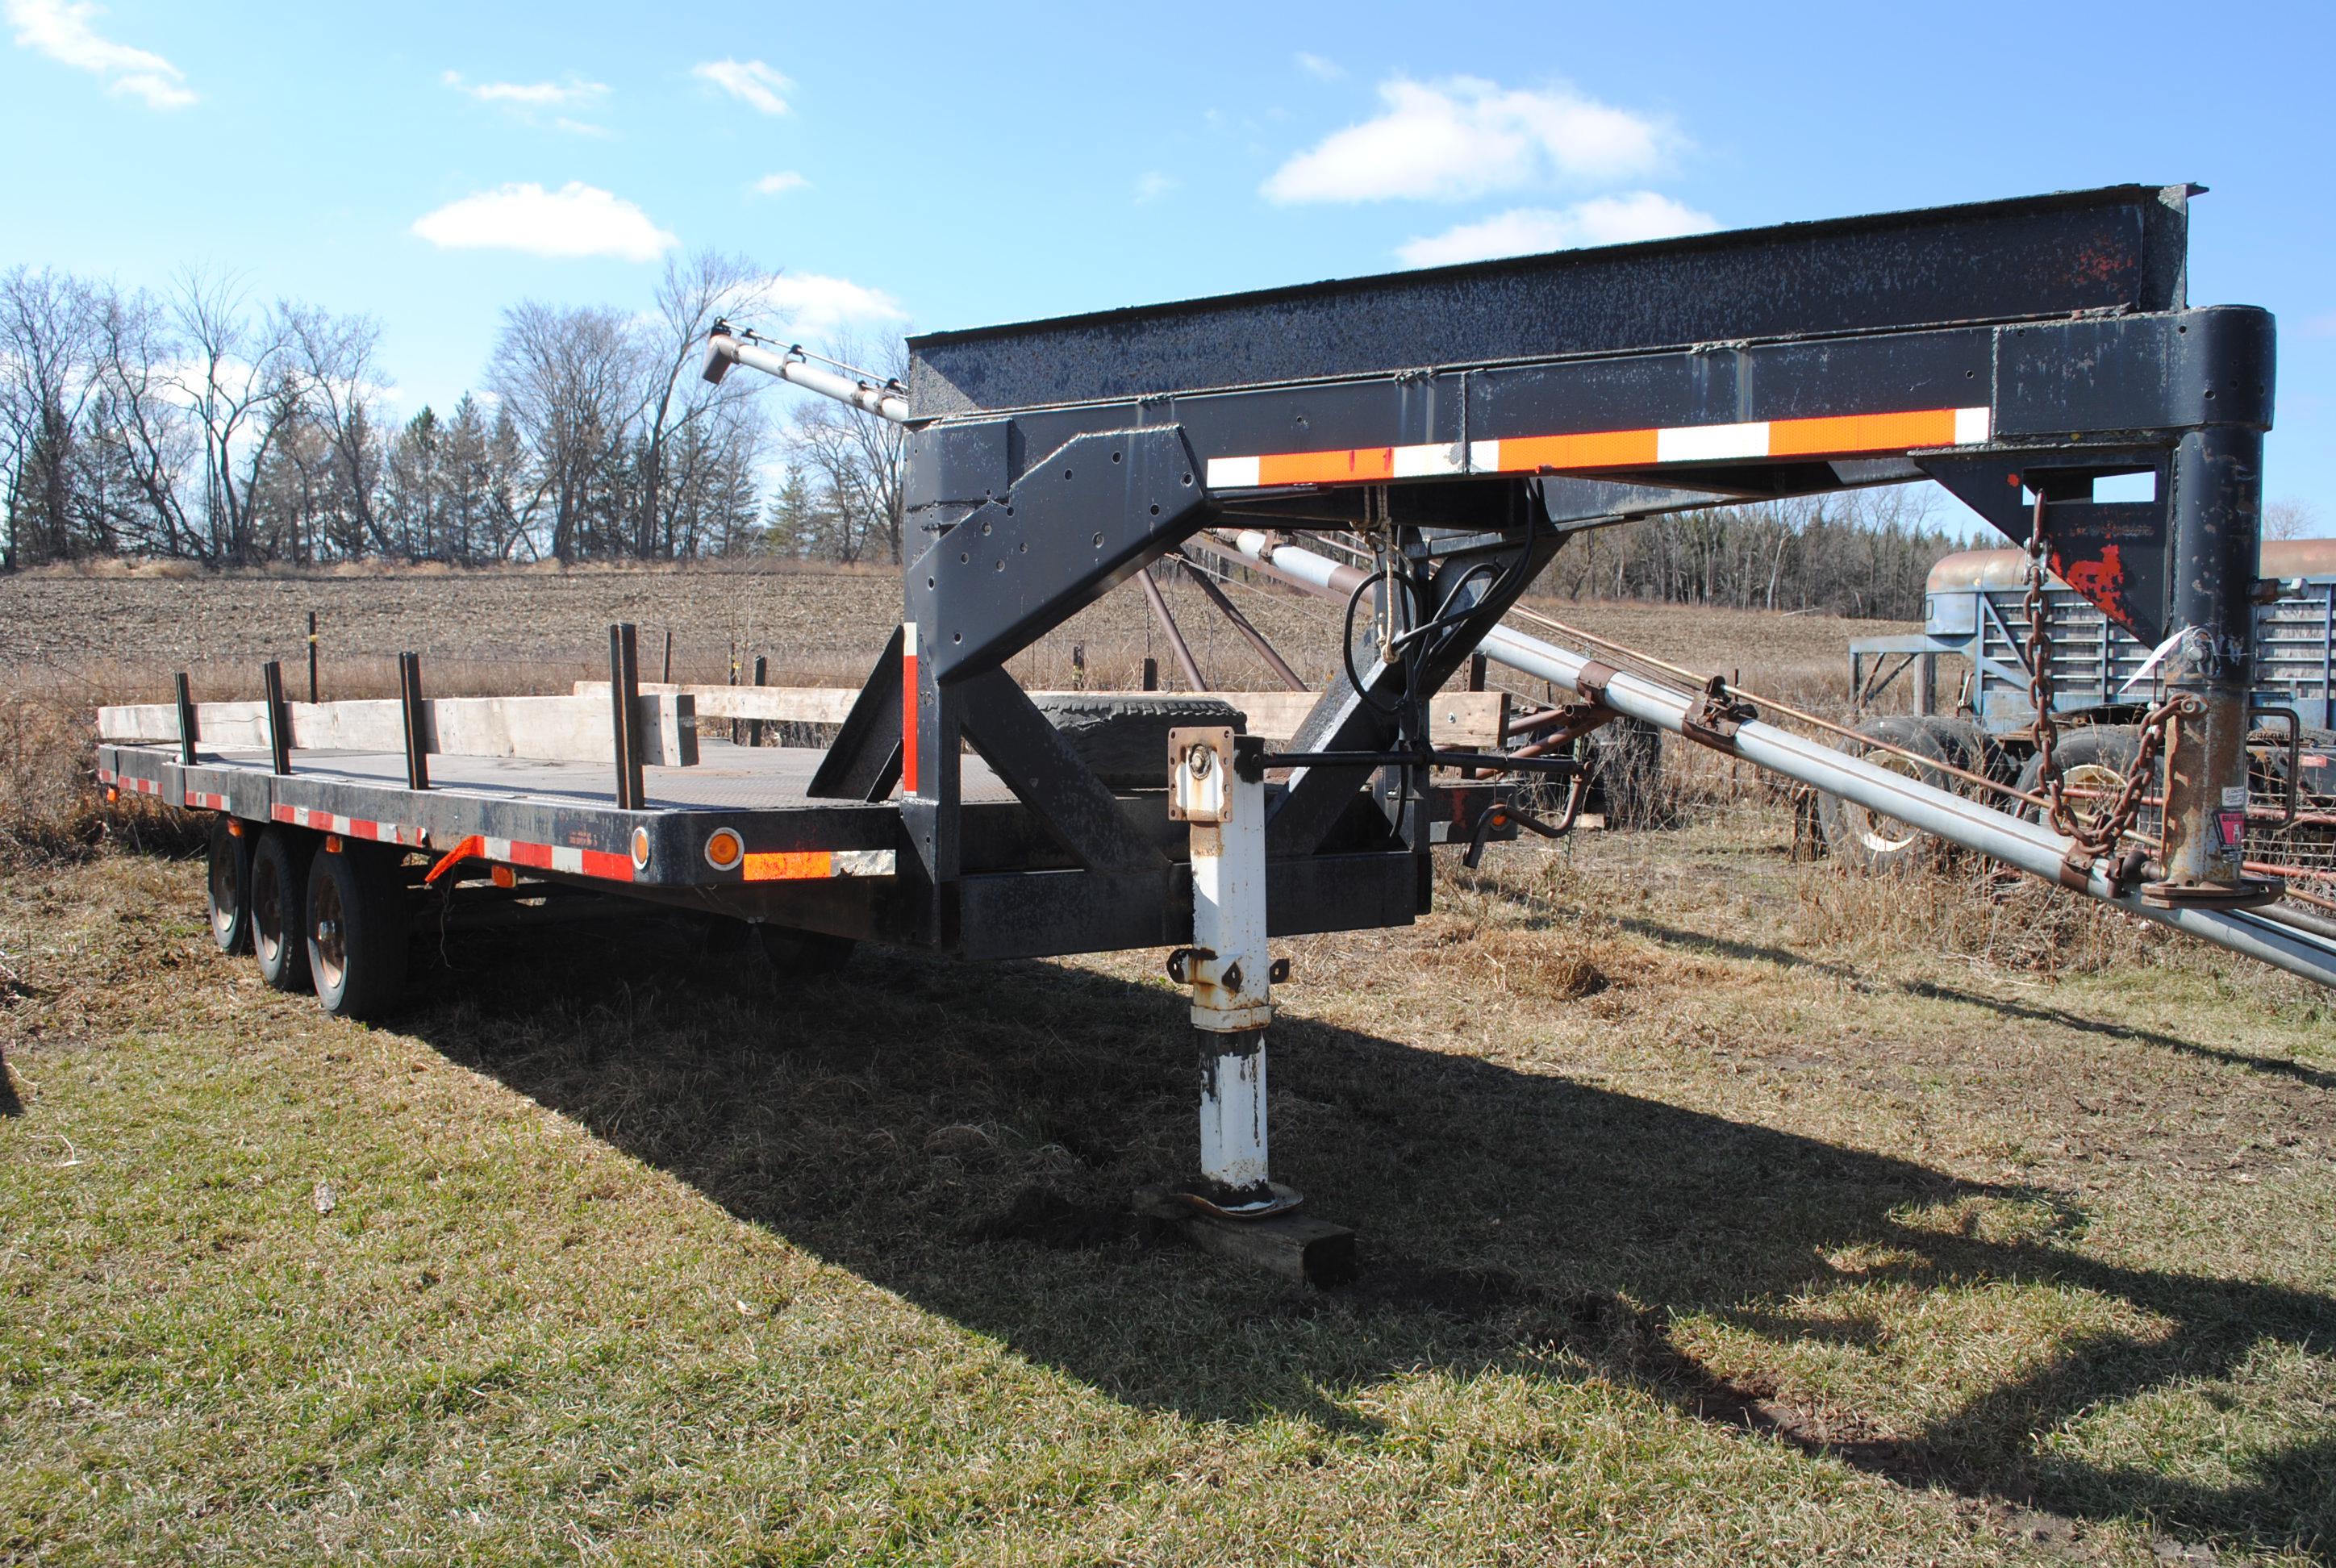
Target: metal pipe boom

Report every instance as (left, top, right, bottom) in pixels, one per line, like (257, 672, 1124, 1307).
(1202, 532, 2336, 990)
(702, 333, 912, 424)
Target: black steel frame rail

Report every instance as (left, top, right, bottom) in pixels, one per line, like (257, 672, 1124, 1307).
(786, 183, 2276, 954)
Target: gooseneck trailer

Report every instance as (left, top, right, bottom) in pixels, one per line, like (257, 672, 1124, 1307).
(98, 184, 2335, 1264)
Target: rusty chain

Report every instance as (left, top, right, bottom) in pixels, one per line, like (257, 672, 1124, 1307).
(2022, 490, 2182, 857)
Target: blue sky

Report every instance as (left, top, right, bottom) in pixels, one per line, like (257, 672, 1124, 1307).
(6, 0, 2333, 523)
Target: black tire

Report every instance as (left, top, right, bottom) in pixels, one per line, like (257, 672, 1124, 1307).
(249, 828, 314, 992)
(1911, 715, 2005, 785)
(1817, 715, 1953, 873)
(1585, 718, 1665, 828)
(1032, 694, 1246, 789)
(304, 843, 411, 1020)
(757, 924, 857, 977)
(2013, 726, 2156, 841)
(205, 815, 254, 955)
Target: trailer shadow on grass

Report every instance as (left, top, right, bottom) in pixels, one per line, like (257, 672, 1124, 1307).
(402, 914, 2336, 1561)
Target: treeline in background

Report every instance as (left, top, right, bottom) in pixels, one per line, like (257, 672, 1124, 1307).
(0, 252, 906, 573)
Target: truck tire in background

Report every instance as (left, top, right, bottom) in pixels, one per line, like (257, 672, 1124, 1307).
(1911, 715, 2009, 785)
(304, 842, 411, 1020)
(1586, 717, 1666, 828)
(206, 814, 254, 955)
(1032, 694, 1246, 789)
(2013, 726, 2155, 841)
(1817, 715, 1954, 872)
(249, 828, 315, 993)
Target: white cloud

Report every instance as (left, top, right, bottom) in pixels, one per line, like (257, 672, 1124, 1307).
(753, 171, 809, 197)
(441, 69, 607, 109)
(693, 58, 790, 115)
(411, 182, 678, 262)
(1295, 52, 1343, 81)
(1396, 193, 1717, 267)
(553, 117, 611, 139)
(1133, 170, 1177, 203)
(1263, 77, 1676, 204)
(761, 273, 907, 338)
(6, 0, 194, 109)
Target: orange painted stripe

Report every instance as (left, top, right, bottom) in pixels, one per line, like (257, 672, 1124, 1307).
(578, 849, 635, 881)
(1767, 408, 1959, 458)
(901, 644, 920, 795)
(1495, 427, 1662, 471)
(1257, 447, 1396, 486)
(743, 849, 836, 882)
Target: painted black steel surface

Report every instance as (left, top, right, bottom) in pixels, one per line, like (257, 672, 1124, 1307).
(908, 185, 2191, 415)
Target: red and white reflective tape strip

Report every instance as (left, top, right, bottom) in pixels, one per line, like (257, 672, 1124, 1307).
(741, 848, 897, 882)
(478, 834, 636, 882)
(269, 803, 426, 847)
(901, 621, 921, 796)
(95, 765, 115, 784)
(185, 790, 228, 811)
(115, 773, 164, 796)
(1204, 406, 1992, 489)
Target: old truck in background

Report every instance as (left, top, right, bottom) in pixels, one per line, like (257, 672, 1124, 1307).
(1826, 538, 2336, 890)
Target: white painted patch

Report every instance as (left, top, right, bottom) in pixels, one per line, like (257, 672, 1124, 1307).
(1206, 455, 1263, 489)
(1656, 421, 1768, 464)
(1390, 442, 1464, 477)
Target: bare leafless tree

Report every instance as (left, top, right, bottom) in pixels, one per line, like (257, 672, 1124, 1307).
(487, 301, 641, 562)
(89, 285, 196, 559)
(2265, 499, 2323, 541)
(288, 304, 389, 554)
(633, 250, 771, 558)
(786, 332, 908, 564)
(153, 269, 306, 562)
(0, 266, 102, 564)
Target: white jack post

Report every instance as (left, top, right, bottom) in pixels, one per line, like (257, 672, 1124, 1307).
(1147, 726, 1357, 1285)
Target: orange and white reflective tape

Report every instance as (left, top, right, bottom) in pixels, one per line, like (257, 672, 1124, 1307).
(478, 834, 636, 882)
(185, 790, 228, 811)
(106, 770, 164, 796)
(741, 848, 897, 882)
(1203, 406, 1992, 490)
(271, 803, 427, 847)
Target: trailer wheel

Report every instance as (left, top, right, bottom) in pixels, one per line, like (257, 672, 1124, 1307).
(249, 828, 315, 992)
(1032, 694, 1247, 788)
(304, 843, 411, 1020)
(757, 924, 856, 978)
(1911, 715, 2005, 785)
(1585, 718, 1665, 828)
(2014, 726, 2156, 841)
(206, 815, 254, 955)
(1817, 715, 1952, 872)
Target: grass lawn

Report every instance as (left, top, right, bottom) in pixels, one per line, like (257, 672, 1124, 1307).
(3, 809, 2332, 1565)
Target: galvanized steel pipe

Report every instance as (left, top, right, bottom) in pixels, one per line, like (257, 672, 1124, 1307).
(1206, 532, 2336, 989)
(703, 334, 912, 424)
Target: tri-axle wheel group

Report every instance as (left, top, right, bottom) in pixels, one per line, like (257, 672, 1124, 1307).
(203, 814, 857, 1019)
(204, 815, 411, 1019)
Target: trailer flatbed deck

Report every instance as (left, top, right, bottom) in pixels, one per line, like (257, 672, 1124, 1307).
(96, 722, 1434, 964)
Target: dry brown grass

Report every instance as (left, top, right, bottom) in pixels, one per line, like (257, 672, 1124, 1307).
(9, 803, 2330, 1564)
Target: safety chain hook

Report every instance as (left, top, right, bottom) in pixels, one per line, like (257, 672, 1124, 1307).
(2023, 489, 2184, 864)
